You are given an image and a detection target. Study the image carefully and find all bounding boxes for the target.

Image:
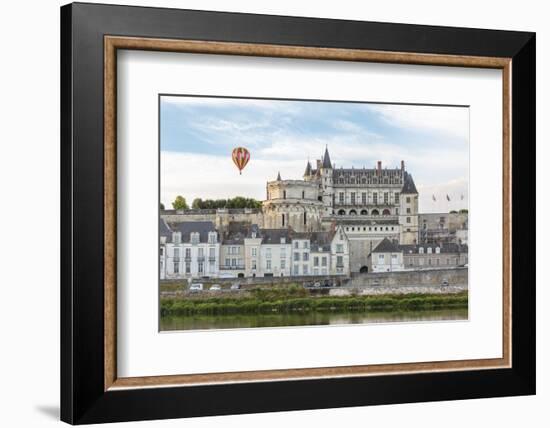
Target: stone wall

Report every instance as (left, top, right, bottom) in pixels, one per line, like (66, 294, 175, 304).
(348, 267, 467, 287)
(161, 210, 264, 232)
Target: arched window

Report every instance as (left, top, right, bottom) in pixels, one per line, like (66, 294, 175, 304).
(282, 214, 285, 227)
(371, 209, 379, 216)
(382, 208, 391, 216)
(338, 209, 346, 216)
(283, 190, 286, 199)
(304, 211, 307, 225)
(360, 209, 368, 215)
(349, 209, 357, 215)
(302, 190, 305, 199)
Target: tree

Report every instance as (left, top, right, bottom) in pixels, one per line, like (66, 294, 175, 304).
(189, 196, 262, 209)
(160, 202, 165, 210)
(459, 209, 469, 214)
(172, 195, 189, 210)
(449, 210, 458, 214)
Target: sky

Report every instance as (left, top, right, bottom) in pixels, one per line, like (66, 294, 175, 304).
(160, 95, 469, 213)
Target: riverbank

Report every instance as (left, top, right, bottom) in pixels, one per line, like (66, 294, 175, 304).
(160, 288, 468, 317)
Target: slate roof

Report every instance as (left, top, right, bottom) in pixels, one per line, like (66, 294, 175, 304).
(402, 171, 418, 194)
(322, 146, 332, 169)
(308, 232, 332, 252)
(399, 243, 468, 254)
(372, 238, 401, 253)
(159, 218, 172, 238)
(221, 222, 260, 245)
(259, 228, 293, 245)
(167, 221, 216, 243)
(304, 160, 312, 176)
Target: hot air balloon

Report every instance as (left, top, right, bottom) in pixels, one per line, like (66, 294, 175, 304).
(231, 147, 250, 175)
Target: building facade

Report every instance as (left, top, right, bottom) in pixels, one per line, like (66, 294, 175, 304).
(400, 243, 468, 269)
(263, 147, 419, 245)
(160, 221, 351, 279)
(162, 221, 220, 280)
(367, 238, 405, 273)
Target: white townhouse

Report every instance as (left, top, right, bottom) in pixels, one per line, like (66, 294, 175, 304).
(291, 225, 350, 276)
(243, 225, 262, 278)
(367, 238, 405, 273)
(163, 221, 220, 279)
(328, 225, 351, 276)
(258, 229, 292, 277)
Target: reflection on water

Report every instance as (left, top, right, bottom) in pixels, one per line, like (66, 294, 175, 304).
(160, 308, 468, 331)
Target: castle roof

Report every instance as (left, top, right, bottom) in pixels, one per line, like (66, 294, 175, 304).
(304, 160, 312, 176)
(402, 171, 418, 194)
(322, 146, 332, 169)
(276, 171, 282, 181)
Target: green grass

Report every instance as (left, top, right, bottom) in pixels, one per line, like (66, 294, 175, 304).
(160, 291, 468, 317)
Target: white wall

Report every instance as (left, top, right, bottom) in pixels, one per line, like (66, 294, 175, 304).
(0, 0, 546, 427)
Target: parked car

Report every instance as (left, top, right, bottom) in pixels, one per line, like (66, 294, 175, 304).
(441, 279, 449, 287)
(189, 283, 203, 292)
(230, 283, 241, 290)
(209, 284, 221, 291)
(313, 281, 321, 288)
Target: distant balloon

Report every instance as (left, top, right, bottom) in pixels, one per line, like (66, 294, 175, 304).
(231, 147, 250, 175)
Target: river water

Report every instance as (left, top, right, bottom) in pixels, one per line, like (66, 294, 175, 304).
(160, 308, 468, 331)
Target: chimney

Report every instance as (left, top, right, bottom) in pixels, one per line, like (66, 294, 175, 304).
(377, 161, 382, 176)
(401, 160, 405, 171)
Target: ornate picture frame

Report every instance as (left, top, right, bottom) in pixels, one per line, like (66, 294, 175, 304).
(61, 2, 535, 424)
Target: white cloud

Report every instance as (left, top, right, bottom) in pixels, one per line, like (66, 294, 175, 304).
(365, 104, 469, 141)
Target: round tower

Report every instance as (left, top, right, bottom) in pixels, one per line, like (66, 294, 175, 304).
(262, 173, 323, 232)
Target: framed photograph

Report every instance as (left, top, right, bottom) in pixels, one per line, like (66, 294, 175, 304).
(61, 2, 535, 424)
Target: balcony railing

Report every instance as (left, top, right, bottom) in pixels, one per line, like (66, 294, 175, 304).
(221, 265, 245, 270)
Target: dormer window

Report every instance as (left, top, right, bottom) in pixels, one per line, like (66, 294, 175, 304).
(190, 232, 199, 245)
(208, 232, 217, 244)
(280, 237, 286, 244)
(419, 247, 424, 254)
(435, 247, 441, 254)
(172, 232, 181, 244)
(427, 247, 432, 254)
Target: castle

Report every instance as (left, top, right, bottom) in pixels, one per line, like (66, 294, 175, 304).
(161, 147, 424, 274)
(263, 146, 418, 239)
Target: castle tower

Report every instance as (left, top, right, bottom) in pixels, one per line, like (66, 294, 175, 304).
(262, 173, 323, 232)
(398, 170, 419, 244)
(303, 160, 313, 181)
(319, 146, 334, 215)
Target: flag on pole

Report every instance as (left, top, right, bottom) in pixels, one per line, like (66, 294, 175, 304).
(446, 194, 451, 201)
